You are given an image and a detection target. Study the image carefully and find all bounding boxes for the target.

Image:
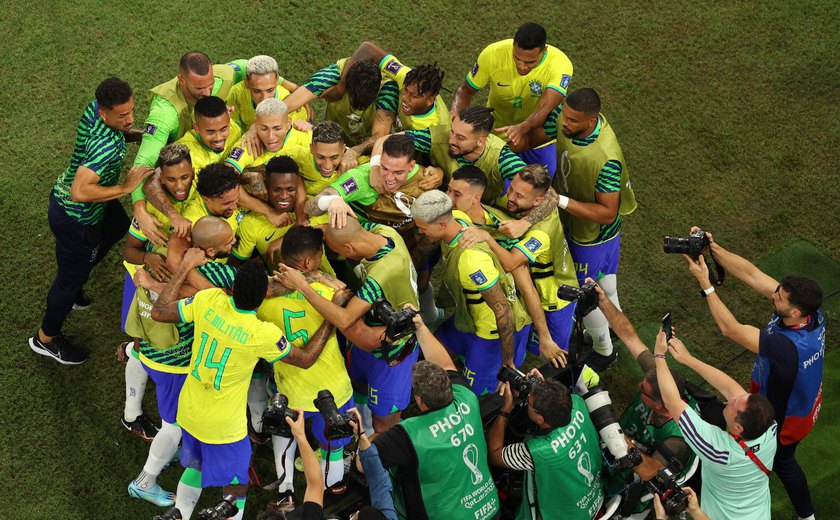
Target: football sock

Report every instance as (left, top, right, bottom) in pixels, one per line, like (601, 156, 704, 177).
(247, 374, 268, 433)
(174, 468, 202, 519)
(272, 435, 297, 493)
(136, 421, 182, 489)
(583, 308, 614, 356)
(321, 447, 345, 487)
(598, 274, 622, 311)
(123, 342, 147, 422)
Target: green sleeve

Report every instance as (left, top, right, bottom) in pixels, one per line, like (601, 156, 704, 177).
(132, 96, 180, 202)
(329, 165, 378, 206)
(226, 59, 249, 84)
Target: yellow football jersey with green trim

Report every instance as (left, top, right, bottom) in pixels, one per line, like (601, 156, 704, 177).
(176, 288, 289, 443)
(466, 39, 573, 128)
(258, 282, 353, 411)
(280, 145, 340, 196)
(181, 197, 246, 240)
(227, 80, 308, 130)
(457, 245, 502, 340)
(378, 54, 450, 131)
(176, 125, 243, 174)
(224, 127, 312, 173)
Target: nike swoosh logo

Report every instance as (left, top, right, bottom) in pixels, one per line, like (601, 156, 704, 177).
(264, 230, 277, 242)
(496, 82, 510, 87)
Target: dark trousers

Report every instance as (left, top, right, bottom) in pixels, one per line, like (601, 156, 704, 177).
(775, 439, 813, 517)
(41, 195, 129, 337)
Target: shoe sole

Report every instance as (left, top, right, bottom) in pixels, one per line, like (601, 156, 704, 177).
(28, 337, 86, 365)
(128, 483, 175, 507)
(72, 303, 90, 311)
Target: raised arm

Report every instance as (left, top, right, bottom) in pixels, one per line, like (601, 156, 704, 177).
(698, 229, 778, 298)
(71, 165, 153, 203)
(286, 409, 324, 506)
(151, 247, 206, 323)
(411, 310, 456, 371)
(593, 279, 650, 359)
(665, 336, 747, 402)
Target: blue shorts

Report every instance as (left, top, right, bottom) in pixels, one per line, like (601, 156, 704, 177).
(180, 429, 251, 488)
(348, 344, 418, 417)
(526, 302, 576, 356)
(304, 395, 355, 449)
(121, 271, 135, 333)
(435, 318, 528, 396)
(142, 363, 187, 424)
(568, 233, 621, 284)
(516, 142, 557, 177)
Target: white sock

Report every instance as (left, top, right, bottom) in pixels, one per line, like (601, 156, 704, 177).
(174, 478, 202, 519)
(247, 374, 268, 433)
(321, 448, 345, 487)
(272, 435, 297, 493)
(583, 308, 614, 356)
(124, 342, 147, 422)
(798, 515, 815, 520)
(136, 421, 182, 489)
(231, 505, 245, 520)
(419, 285, 441, 325)
(598, 274, 621, 311)
(360, 402, 375, 437)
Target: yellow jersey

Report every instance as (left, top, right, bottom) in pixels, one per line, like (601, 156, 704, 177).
(224, 127, 312, 173)
(176, 288, 290, 443)
(281, 145, 340, 196)
(466, 39, 573, 128)
(257, 282, 353, 411)
(227, 80, 308, 130)
(181, 196, 246, 238)
(175, 125, 243, 174)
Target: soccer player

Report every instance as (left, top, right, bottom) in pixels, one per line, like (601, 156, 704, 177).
(175, 95, 242, 174)
(274, 217, 420, 432)
(29, 77, 153, 364)
(258, 226, 355, 506)
(452, 166, 575, 367)
(225, 98, 311, 173)
(125, 216, 239, 507)
(227, 55, 311, 131)
(278, 56, 398, 150)
(546, 88, 637, 370)
(451, 22, 573, 172)
(132, 52, 246, 242)
(281, 120, 347, 197)
(182, 163, 246, 239)
(410, 190, 530, 395)
(150, 252, 342, 520)
(306, 134, 440, 242)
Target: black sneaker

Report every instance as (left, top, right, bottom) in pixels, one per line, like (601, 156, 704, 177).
(121, 414, 159, 441)
(72, 289, 92, 311)
(585, 350, 618, 372)
(29, 333, 87, 365)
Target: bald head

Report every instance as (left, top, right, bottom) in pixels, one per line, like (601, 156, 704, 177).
(193, 216, 233, 253)
(325, 217, 362, 248)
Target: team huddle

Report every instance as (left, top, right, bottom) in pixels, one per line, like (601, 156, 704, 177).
(33, 20, 825, 520)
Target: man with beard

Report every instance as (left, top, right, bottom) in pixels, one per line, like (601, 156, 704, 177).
(176, 96, 242, 173)
(684, 230, 825, 520)
(182, 163, 246, 240)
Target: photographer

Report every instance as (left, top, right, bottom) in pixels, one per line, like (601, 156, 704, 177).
(590, 277, 697, 512)
(655, 331, 777, 520)
(486, 370, 604, 520)
(652, 488, 710, 520)
(684, 228, 824, 520)
(370, 309, 500, 520)
(286, 406, 329, 520)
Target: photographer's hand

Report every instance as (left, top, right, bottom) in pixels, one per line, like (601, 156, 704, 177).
(652, 493, 668, 520)
(690, 226, 714, 248)
(285, 408, 307, 441)
(654, 330, 669, 357)
(498, 381, 515, 413)
(348, 407, 371, 450)
(527, 368, 545, 381)
(666, 337, 694, 365)
(683, 254, 712, 289)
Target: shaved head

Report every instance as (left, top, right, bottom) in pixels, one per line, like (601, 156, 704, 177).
(193, 216, 233, 251)
(325, 217, 362, 247)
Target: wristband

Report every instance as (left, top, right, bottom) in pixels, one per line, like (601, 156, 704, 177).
(558, 195, 570, 209)
(369, 154, 381, 167)
(317, 195, 340, 211)
(497, 411, 511, 419)
(700, 286, 715, 298)
(654, 353, 666, 359)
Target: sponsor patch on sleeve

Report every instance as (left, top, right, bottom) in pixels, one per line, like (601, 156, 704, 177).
(276, 336, 289, 354)
(130, 217, 140, 230)
(227, 61, 241, 71)
(470, 63, 479, 77)
(340, 178, 358, 194)
(384, 58, 403, 75)
(144, 123, 157, 135)
(229, 147, 244, 160)
(184, 296, 194, 305)
(469, 270, 488, 286)
(560, 74, 572, 89)
(524, 237, 542, 253)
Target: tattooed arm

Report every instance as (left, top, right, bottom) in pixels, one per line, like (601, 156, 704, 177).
(151, 247, 206, 322)
(305, 186, 340, 217)
(480, 281, 515, 366)
(524, 187, 559, 225)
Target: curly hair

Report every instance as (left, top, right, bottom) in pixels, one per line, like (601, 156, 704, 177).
(95, 77, 133, 110)
(233, 259, 269, 311)
(196, 163, 239, 198)
(312, 120, 345, 145)
(345, 61, 382, 110)
(404, 63, 444, 97)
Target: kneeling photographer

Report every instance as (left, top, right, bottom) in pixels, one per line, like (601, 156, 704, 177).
(486, 368, 604, 520)
(589, 277, 699, 515)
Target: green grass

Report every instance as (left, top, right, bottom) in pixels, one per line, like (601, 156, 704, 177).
(1, 1, 839, 518)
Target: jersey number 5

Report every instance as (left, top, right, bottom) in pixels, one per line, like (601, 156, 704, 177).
(283, 309, 310, 345)
(191, 332, 232, 391)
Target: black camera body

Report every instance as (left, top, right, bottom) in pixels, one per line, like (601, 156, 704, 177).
(498, 366, 540, 399)
(557, 281, 599, 318)
(262, 393, 299, 436)
(645, 466, 689, 516)
(196, 495, 238, 520)
(372, 299, 417, 342)
(663, 229, 709, 259)
(314, 389, 355, 440)
(152, 508, 182, 520)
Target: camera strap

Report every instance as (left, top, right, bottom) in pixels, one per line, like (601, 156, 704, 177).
(733, 435, 771, 476)
(706, 250, 726, 286)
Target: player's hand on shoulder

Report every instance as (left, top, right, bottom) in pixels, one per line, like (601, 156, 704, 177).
(499, 219, 530, 239)
(124, 165, 155, 192)
(458, 226, 489, 248)
(419, 166, 444, 190)
(182, 247, 206, 269)
(339, 149, 360, 174)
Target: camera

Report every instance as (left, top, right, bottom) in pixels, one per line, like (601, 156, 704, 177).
(196, 495, 238, 520)
(581, 386, 642, 469)
(152, 508, 182, 520)
(557, 281, 599, 318)
(372, 299, 417, 342)
(645, 466, 689, 516)
(498, 366, 539, 398)
(314, 389, 356, 440)
(262, 393, 299, 436)
(663, 229, 709, 259)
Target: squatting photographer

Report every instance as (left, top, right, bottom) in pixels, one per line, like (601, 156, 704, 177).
(680, 227, 825, 520)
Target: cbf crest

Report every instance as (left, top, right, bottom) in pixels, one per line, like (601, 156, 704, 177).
(529, 80, 543, 95)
